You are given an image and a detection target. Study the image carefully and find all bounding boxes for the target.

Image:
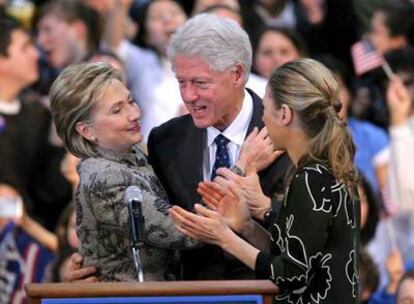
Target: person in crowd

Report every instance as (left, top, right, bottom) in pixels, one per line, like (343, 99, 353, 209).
(386, 48, 414, 213)
(36, 0, 102, 71)
(0, 183, 55, 304)
(50, 203, 80, 282)
(133, 0, 189, 141)
(170, 58, 359, 302)
(200, 3, 242, 25)
(0, 15, 67, 230)
(359, 249, 380, 304)
(397, 270, 414, 303)
(358, 174, 380, 246)
(366, 71, 414, 291)
(366, 63, 414, 290)
(65, 13, 289, 282)
(368, 0, 414, 56)
(192, 0, 240, 15)
(369, 248, 405, 304)
(250, 26, 306, 97)
(200, 4, 268, 97)
(86, 50, 125, 74)
(49, 62, 202, 281)
(352, 0, 414, 129)
(51, 147, 81, 282)
(253, 26, 306, 80)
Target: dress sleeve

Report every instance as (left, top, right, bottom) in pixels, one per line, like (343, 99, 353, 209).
(138, 182, 199, 249)
(84, 164, 198, 252)
(255, 168, 337, 292)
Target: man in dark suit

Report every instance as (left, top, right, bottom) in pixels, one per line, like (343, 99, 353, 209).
(147, 13, 290, 280)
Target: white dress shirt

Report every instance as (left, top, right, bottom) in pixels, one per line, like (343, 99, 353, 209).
(0, 99, 21, 115)
(203, 90, 254, 180)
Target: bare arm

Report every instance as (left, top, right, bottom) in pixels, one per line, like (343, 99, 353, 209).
(20, 215, 58, 252)
(387, 77, 414, 208)
(169, 204, 262, 270)
(101, 0, 134, 51)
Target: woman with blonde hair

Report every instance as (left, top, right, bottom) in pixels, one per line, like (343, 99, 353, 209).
(171, 58, 359, 303)
(49, 62, 198, 282)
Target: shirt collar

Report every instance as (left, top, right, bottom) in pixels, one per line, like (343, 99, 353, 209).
(207, 89, 254, 146)
(0, 98, 21, 115)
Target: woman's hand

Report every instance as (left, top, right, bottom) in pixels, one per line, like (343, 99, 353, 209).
(238, 127, 283, 172)
(215, 164, 272, 221)
(197, 182, 252, 233)
(169, 204, 234, 246)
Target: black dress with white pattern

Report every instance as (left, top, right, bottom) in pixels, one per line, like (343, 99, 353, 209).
(256, 163, 360, 304)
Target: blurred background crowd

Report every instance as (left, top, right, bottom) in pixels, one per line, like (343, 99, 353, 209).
(1, 0, 414, 303)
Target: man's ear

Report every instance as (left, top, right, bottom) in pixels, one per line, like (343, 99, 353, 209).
(231, 63, 246, 87)
(75, 121, 95, 142)
(70, 20, 87, 43)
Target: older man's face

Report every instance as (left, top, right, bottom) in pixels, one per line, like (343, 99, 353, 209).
(173, 54, 244, 130)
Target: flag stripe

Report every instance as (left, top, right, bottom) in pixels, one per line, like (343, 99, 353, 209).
(351, 40, 384, 76)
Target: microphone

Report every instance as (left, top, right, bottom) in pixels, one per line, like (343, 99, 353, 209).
(125, 186, 145, 249)
(125, 186, 145, 282)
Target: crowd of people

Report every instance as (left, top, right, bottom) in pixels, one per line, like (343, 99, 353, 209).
(1, 0, 414, 303)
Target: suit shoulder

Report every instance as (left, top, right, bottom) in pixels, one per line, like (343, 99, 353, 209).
(149, 114, 193, 142)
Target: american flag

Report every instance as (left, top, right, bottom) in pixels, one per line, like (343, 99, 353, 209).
(351, 40, 384, 76)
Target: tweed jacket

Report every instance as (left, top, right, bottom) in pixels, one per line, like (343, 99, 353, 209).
(76, 145, 197, 282)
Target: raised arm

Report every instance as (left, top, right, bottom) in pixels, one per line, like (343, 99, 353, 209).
(387, 77, 414, 209)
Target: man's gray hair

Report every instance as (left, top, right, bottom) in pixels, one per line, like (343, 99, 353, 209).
(168, 13, 252, 83)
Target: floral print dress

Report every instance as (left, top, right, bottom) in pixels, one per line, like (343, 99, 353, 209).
(255, 163, 360, 304)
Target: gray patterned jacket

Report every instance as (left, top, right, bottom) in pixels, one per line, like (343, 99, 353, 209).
(75, 145, 197, 282)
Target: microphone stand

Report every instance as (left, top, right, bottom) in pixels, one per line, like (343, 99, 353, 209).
(127, 198, 145, 282)
(131, 245, 144, 282)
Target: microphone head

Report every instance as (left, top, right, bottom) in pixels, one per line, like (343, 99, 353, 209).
(125, 185, 144, 203)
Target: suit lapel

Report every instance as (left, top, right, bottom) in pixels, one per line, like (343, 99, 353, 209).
(176, 121, 205, 209)
(175, 90, 263, 209)
(246, 88, 265, 134)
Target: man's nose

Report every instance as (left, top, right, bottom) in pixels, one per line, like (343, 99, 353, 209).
(181, 83, 198, 103)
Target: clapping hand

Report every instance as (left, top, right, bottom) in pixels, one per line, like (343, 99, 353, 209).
(169, 184, 252, 245)
(214, 163, 272, 221)
(198, 182, 252, 233)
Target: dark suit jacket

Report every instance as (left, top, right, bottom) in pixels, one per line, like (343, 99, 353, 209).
(147, 89, 291, 280)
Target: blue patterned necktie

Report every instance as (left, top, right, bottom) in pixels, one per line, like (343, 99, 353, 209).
(211, 134, 230, 180)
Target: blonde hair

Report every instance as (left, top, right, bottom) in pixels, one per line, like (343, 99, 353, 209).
(268, 58, 356, 186)
(49, 62, 124, 158)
